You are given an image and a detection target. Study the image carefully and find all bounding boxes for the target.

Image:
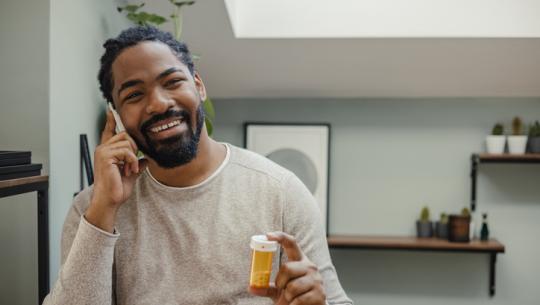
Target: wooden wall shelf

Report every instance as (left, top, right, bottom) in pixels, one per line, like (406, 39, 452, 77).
(328, 235, 505, 297)
(475, 153, 540, 163)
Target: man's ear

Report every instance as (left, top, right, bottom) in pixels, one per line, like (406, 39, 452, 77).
(193, 71, 207, 102)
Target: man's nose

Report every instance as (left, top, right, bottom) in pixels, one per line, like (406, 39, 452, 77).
(146, 88, 175, 114)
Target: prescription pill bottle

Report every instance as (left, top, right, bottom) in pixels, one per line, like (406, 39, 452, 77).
(249, 235, 278, 289)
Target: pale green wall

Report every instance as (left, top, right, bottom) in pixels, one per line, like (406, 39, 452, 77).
(49, 0, 130, 285)
(0, 0, 49, 304)
(212, 98, 540, 305)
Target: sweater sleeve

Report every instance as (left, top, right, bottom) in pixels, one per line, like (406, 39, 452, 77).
(282, 173, 353, 305)
(42, 190, 119, 305)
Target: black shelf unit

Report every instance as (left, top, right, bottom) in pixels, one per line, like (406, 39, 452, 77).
(470, 153, 540, 212)
(0, 176, 49, 305)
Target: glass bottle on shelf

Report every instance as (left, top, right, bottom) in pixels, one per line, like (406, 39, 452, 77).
(480, 213, 490, 241)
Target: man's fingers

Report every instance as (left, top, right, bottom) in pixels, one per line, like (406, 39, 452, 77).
(267, 232, 303, 261)
(106, 148, 139, 174)
(108, 142, 139, 173)
(106, 132, 138, 153)
(290, 289, 324, 305)
(275, 261, 309, 290)
(283, 276, 314, 303)
(248, 284, 279, 300)
(100, 110, 116, 144)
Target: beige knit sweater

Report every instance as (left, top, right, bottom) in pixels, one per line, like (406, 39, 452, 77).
(43, 143, 352, 305)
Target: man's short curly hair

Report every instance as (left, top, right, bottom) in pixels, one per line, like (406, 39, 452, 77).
(98, 26, 195, 104)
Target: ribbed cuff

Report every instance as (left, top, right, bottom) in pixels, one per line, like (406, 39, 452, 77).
(80, 215, 120, 246)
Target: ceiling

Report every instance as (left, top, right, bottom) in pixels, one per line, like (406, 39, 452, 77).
(141, 0, 540, 98)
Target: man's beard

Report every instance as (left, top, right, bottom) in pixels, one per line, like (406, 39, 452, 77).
(134, 104, 205, 169)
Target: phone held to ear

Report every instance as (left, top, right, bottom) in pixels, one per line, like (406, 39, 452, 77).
(108, 102, 145, 160)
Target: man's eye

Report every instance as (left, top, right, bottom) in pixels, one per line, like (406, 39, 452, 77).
(125, 92, 142, 101)
(165, 79, 183, 87)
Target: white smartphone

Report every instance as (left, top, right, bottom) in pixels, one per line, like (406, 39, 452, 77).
(108, 102, 145, 160)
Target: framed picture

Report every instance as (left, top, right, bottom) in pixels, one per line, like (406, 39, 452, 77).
(244, 123, 330, 233)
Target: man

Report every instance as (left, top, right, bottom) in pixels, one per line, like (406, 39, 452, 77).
(43, 26, 352, 305)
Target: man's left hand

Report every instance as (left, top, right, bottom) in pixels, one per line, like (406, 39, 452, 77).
(249, 232, 326, 305)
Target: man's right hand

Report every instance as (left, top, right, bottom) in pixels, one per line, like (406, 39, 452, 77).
(85, 109, 148, 233)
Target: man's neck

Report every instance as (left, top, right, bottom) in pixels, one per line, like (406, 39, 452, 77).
(146, 133, 227, 188)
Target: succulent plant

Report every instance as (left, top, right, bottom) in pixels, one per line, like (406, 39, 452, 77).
(461, 207, 471, 217)
(529, 121, 540, 138)
(439, 213, 449, 224)
(491, 123, 504, 136)
(419, 206, 430, 222)
(512, 116, 524, 135)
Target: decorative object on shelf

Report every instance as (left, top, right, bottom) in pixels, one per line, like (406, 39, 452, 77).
(244, 123, 330, 232)
(508, 116, 528, 154)
(416, 206, 433, 238)
(0, 151, 42, 181)
(449, 207, 471, 242)
(528, 120, 540, 153)
(480, 213, 490, 241)
(116, 0, 216, 136)
(486, 123, 506, 154)
(435, 212, 449, 239)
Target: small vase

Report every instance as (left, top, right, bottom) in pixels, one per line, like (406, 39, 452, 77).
(435, 222, 449, 239)
(449, 215, 470, 242)
(529, 137, 540, 153)
(416, 221, 433, 238)
(486, 135, 506, 154)
(508, 135, 528, 154)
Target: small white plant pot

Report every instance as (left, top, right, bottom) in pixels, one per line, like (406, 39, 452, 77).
(508, 136, 528, 154)
(486, 135, 506, 154)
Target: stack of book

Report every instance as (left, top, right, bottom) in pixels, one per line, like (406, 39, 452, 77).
(0, 151, 42, 181)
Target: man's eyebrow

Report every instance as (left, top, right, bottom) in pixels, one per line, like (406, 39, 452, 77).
(116, 68, 184, 98)
(156, 67, 183, 80)
(117, 79, 144, 98)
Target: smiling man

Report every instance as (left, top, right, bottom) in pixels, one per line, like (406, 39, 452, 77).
(43, 26, 352, 305)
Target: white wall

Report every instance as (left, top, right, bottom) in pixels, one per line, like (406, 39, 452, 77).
(49, 0, 129, 285)
(0, 0, 49, 304)
(228, 0, 540, 38)
(212, 97, 540, 305)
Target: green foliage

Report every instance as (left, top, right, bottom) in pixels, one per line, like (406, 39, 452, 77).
(529, 121, 540, 137)
(512, 116, 524, 135)
(491, 123, 504, 136)
(439, 213, 449, 224)
(170, 0, 196, 8)
(461, 207, 470, 217)
(117, 3, 168, 26)
(419, 206, 430, 222)
(203, 97, 215, 137)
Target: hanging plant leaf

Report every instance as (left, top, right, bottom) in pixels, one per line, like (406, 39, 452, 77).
(126, 12, 146, 26)
(203, 97, 215, 121)
(147, 14, 168, 25)
(170, 0, 196, 8)
(117, 3, 145, 13)
(205, 117, 213, 137)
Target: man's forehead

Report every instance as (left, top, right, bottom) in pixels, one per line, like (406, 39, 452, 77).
(112, 41, 188, 80)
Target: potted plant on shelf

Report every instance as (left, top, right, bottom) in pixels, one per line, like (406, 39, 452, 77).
(435, 213, 449, 239)
(449, 207, 471, 242)
(508, 116, 528, 154)
(486, 123, 506, 154)
(528, 121, 540, 153)
(416, 206, 433, 238)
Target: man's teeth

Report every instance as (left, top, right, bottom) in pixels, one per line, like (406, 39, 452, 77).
(150, 119, 182, 133)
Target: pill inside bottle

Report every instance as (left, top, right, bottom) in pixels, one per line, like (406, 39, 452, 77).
(249, 235, 278, 289)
